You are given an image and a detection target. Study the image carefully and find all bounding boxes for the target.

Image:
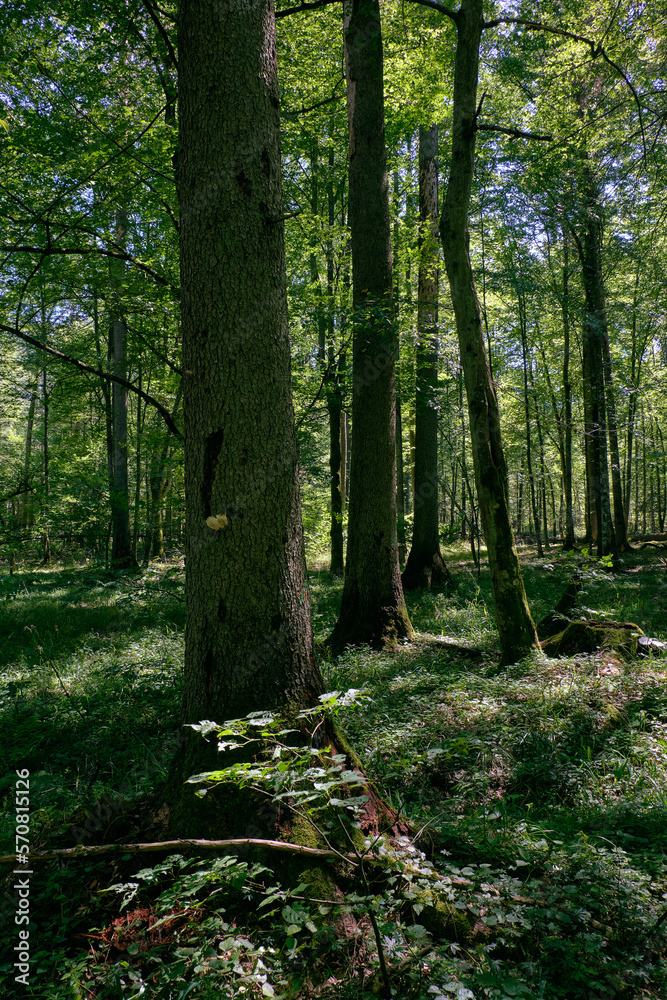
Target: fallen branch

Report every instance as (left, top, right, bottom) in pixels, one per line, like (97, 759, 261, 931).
(0, 837, 367, 866)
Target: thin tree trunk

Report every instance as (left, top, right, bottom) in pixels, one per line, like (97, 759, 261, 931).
(329, 0, 413, 652)
(561, 230, 576, 548)
(393, 167, 407, 569)
(41, 365, 49, 564)
(439, 0, 538, 662)
(656, 419, 665, 532)
(534, 394, 550, 550)
(403, 123, 451, 589)
(20, 385, 38, 533)
(577, 167, 615, 557)
(340, 410, 347, 517)
(145, 382, 183, 563)
(132, 363, 144, 562)
(395, 389, 407, 567)
(93, 293, 114, 530)
(520, 298, 543, 556)
(327, 144, 345, 576)
(601, 309, 630, 550)
(109, 210, 135, 568)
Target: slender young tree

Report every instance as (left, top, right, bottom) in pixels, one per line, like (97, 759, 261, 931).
(438, 0, 539, 662)
(175, 0, 323, 796)
(329, 0, 413, 651)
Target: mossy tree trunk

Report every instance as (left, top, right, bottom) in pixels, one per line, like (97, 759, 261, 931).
(439, 0, 539, 663)
(403, 124, 451, 590)
(174, 0, 324, 801)
(329, 0, 413, 652)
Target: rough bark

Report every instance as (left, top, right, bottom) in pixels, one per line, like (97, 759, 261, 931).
(328, 0, 413, 652)
(403, 124, 451, 590)
(439, 0, 538, 663)
(174, 0, 323, 803)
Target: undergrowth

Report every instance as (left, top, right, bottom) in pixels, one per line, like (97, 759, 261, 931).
(0, 545, 666, 998)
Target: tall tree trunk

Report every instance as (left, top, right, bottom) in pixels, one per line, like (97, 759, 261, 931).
(39, 293, 50, 563)
(439, 0, 538, 663)
(20, 385, 37, 533)
(340, 411, 347, 517)
(326, 144, 345, 576)
(403, 124, 451, 589)
(145, 381, 183, 563)
(577, 169, 615, 557)
(93, 293, 114, 531)
(581, 329, 599, 547)
(41, 365, 50, 564)
(132, 363, 144, 562)
(393, 168, 407, 569)
(561, 231, 576, 549)
(175, 0, 323, 796)
(329, 0, 413, 652)
(109, 210, 135, 568)
(395, 389, 407, 567)
(520, 296, 543, 557)
(533, 388, 550, 550)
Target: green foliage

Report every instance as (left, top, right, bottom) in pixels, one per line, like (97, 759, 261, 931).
(1, 555, 666, 997)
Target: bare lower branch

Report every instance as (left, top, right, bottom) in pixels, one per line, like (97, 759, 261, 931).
(0, 244, 178, 295)
(477, 124, 553, 141)
(0, 837, 365, 865)
(0, 324, 182, 439)
(139, 0, 178, 70)
(276, 0, 339, 18)
(481, 16, 647, 165)
(404, 0, 458, 23)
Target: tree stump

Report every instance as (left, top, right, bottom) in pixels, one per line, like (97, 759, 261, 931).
(541, 620, 644, 660)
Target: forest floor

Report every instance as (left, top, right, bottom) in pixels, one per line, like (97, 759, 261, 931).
(0, 542, 666, 999)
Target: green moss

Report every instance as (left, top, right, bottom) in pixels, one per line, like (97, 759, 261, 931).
(414, 892, 473, 944)
(542, 620, 644, 660)
(283, 812, 337, 902)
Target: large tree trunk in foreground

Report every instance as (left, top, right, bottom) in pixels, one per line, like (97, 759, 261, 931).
(174, 0, 323, 813)
(439, 0, 538, 663)
(329, 0, 413, 652)
(402, 124, 451, 590)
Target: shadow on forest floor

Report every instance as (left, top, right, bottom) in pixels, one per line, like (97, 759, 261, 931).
(0, 547, 666, 998)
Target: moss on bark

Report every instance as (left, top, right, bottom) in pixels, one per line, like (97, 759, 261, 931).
(541, 620, 644, 660)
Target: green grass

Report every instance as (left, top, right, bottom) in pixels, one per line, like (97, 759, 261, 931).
(0, 545, 666, 998)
